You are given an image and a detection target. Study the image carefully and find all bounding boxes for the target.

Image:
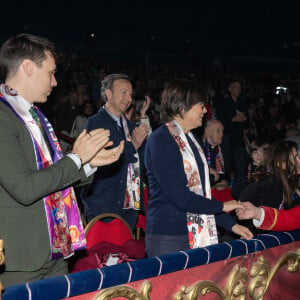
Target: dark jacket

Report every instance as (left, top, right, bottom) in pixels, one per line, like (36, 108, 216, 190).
(144, 124, 236, 236)
(0, 100, 90, 272)
(80, 108, 146, 229)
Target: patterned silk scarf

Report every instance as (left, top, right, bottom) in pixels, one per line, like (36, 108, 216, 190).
(120, 115, 141, 210)
(0, 84, 86, 260)
(166, 120, 218, 249)
(203, 140, 225, 173)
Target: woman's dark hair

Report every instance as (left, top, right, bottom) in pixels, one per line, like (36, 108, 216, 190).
(160, 79, 208, 123)
(266, 140, 298, 208)
(249, 137, 269, 154)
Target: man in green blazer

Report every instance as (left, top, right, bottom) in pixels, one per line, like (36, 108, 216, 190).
(0, 34, 124, 287)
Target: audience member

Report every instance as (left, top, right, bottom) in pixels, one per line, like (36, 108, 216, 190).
(70, 100, 95, 139)
(216, 79, 249, 199)
(0, 34, 124, 286)
(55, 89, 80, 134)
(247, 137, 269, 184)
(239, 140, 300, 235)
(144, 79, 253, 257)
(126, 95, 153, 137)
(89, 66, 106, 102)
(80, 73, 148, 230)
(202, 119, 227, 187)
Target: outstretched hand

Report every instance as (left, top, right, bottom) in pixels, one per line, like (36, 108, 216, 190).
(222, 200, 243, 213)
(231, 224, 253, 240)
(236, 201, 262, 221)
(90, 141, 125, 167)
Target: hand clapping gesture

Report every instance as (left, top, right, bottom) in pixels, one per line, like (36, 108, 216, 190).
(72, 129, 124, 167)
(131, 123, 148, 150)
(140, 95, 151, 118)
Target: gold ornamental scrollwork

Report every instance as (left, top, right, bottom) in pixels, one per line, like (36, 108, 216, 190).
(249, 249, 300, 300)
(173, 264, 247, 300)
(93, 280, 152, 300)
(92, 248, 300, 300)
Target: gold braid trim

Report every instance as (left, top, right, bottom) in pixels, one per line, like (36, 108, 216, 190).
(265, 208, 278, 231)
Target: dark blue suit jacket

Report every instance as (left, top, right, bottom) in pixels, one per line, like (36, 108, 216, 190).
(80, 108, 145, 229)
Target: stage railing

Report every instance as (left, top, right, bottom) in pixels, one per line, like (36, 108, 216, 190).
(2, 231, 300, 300)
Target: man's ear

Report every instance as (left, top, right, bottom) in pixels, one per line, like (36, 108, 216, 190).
(179, 108, 186, 118)
(105, 89, 112, 101)
(22, 59, 34, 77)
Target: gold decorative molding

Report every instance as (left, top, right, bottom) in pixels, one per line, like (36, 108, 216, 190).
(248, 249, 300, 300)
(93, 280, 152, 300)
(92, 248, 300, 300)
(173, 264, 247, 300)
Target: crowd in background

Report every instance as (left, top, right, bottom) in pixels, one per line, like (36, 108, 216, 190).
(39, 48, 300, 153)
(1, 34, 300, 287)
(33, 48, 300, 223)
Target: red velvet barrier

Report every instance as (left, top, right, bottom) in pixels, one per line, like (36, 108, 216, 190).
(68, 241, 300, 300)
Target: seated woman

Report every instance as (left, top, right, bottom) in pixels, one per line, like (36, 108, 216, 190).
(236, 201, 300, 232)
(144, 79, 253, 257)
(238, 140, 300, 235)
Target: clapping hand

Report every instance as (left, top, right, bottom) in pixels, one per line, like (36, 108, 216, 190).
(140, 95, 151, 118)
(90, 141, 125, 167)
(131, 124, 148, 150)
(72, 129, 110, 164)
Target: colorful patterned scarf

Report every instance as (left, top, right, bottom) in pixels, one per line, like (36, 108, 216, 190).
(0, 84, 86, 260)
(121, 115, 141, 210)
(166, 120, 218, 249)
(203, 140, 225, 173)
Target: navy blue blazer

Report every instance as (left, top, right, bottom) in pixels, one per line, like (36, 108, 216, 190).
(80, 108, 145, 229)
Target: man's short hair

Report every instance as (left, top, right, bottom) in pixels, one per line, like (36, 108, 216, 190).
(0, 33, 56, 80)
(228, 79, 243, 88)
(101, 73, 131, 103)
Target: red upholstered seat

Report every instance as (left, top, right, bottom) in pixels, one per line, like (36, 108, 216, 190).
(211, 186, 234, 203)
(84, 213, 134, 249)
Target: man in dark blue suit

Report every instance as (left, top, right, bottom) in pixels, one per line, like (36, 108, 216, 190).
(81, 73, 148, 230)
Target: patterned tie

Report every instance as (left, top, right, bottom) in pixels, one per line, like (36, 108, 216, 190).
(29, 107, 49, 145)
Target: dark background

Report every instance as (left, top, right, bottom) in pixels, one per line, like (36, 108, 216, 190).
(1, 1, 299, 73)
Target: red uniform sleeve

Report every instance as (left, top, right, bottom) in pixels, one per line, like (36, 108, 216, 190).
(258, 205, 300, 231)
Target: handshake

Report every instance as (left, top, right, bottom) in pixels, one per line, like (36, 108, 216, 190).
(223, 200, 261, 221)
(222, 200, 262, 240)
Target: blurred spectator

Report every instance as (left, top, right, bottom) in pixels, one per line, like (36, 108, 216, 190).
(202, 119, 227, 187)
(247, 137, 269, 184)
(70, 100, 96, 139)
(216, 80, 249, 198)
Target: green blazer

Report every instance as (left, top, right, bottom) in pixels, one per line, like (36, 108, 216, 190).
(0, 101, 91, 272)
